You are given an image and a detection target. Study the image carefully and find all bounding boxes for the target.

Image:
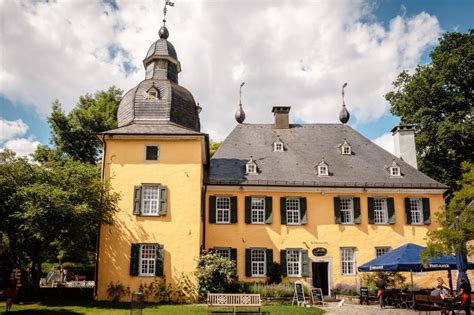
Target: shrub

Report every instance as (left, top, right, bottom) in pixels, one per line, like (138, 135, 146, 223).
(175, 273, 198, 303)
(360, 272, 408, 294)
(194, 253, 237, 301)
(239, 282, 307, 298)
(138, 278, 174, 303)
(333, 283, 358, 296)
(266, 262, 282, 284)
(106, 281, 130, 301)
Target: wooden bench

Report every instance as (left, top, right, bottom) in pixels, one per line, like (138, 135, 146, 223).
(207, 293, 262, 314)
(415, 295, 463, 315)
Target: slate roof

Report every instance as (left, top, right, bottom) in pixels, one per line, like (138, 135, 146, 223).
(100, 122, 204, 136)
(208, 124, 447, 189)
(145, 38, 177, 60)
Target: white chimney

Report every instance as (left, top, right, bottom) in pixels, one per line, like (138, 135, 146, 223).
(391, 125, 417, 169)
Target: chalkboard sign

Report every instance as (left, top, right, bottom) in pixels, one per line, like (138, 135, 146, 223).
(311, 288, 324, 305)
(292, 281, 305, 306)
(360, 287, 369, 305)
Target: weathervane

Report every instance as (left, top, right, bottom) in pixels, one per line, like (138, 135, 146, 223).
(162, 1, 175, 27)
(339, 82, 350, 124)
(239, 82, 245, 105)
(342, 82, 348, 106)
(235, 82, 246, 124)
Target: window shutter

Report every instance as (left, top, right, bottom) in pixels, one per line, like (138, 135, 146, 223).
(334, 197, 341, 224)
(405, 198, 412, 224)
(265, 197, 273, 224)
(368, 197, 374, 224)
(230, 196, 238, 223)
(266, 249, 273, 277)
(387, 198, 396, 224)
(155, 245, 164, 276)
(209, 196, 216, 223)
(245, 197, 252, 224)
(133, 186, 142, 215)
(280, 250, 287, 276)
(230, 248, 237, 266)
(300, 197, 307, 225)
(130, 244, 140, 276)
(280, 197, 287, 225)
(245, 249, 251, 277)
(158, 186, 167, 216)
(301, 249, 309, 277)
(422, 198, 431, 225)
(353, 197, 361, 224)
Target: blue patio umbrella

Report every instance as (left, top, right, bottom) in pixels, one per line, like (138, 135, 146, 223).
(455, 246, 470, 291)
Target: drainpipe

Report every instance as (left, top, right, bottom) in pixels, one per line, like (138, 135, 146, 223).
(94, 134, 106, 299)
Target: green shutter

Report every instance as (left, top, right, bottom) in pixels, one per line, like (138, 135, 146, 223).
(245, 196, 252, 224)
(300, 197, 307, 225)
(266, 249, 273, 277)
(158, 186, 167, 215)
(353, 197, 361, 224)
(265, 197, 273, 224)
(130, 244, 140, 276)
(245, 249, 251, 277)
(301, 249, 309, 277)
(133, 186, 142, 215)
(209, 196, 216, 223)
(405, 198, 412, 224)
(230, 248, 237, 266)
(155, 245, 164, 276)
(230, 196, 238, 223)
(422, 198, 431, 225)
(387, 198, 396, 224)
(280, 197, 287, 225)
(368, 197, 375, 224)
(334, 197, 341, 224)
(280, 250, 287, 276)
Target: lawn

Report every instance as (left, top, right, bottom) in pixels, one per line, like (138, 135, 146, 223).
(0, 301, 325, 314)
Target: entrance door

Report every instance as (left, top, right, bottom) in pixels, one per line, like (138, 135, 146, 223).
(312, 262, 329, 295)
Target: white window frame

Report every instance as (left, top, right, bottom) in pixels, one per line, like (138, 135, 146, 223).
(274, 142, 284, 152)
(318, 164, 329, 176)
(286, 198, 300, 225)
(215, 248, 231, 260)
(340, 197, 354, 224)
(286, 249, 302, 277)
(409, 198, 423, 225)
(144, 144, 160, 162)
(139, 244, 157, 276)
(340, 247, 356, 276)
(251, 249, 266, 277)
(390, 166, 401, 177)
(246, 163, 257, 175)
(373, 197, 388, 224)
(216, 197, 231, 224)
(251, 197, 265, 224)
(141, 185, 161, 215)
(375, 247, 390, 258)
(147, 87, 159, 100)
(342, 145, 351, 155)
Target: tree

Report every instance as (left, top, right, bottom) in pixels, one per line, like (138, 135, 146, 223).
(210, 141, 222, 158)
(194, 253, 237, 301)
(385, 30, 474, 190)
(49, 86, 122, 164)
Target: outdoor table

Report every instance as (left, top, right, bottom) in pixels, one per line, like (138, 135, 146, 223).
(396, 292, 414, 309)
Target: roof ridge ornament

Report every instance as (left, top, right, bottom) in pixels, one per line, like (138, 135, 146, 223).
(235, 82, 246, 124)
(159, 1, 175, 39)
(339, 82, 350, 124)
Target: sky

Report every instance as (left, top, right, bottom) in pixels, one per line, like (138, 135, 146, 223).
(0, 0, 473, 157)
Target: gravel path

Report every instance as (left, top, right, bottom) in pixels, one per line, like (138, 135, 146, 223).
(322, 302, 419, 315)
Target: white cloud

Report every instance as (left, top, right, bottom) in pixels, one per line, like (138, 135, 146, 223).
(372, 132, 395, 155)
(2, 137, 40, 157)
(0, 0, 442, 140)
(0, 118, 29, 141)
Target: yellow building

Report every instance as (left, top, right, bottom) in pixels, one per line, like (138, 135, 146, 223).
(96, 25, 447, 300)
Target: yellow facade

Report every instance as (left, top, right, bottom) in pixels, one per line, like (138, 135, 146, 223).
(96, 136, 206, 300)
(205, 187, 445, 290)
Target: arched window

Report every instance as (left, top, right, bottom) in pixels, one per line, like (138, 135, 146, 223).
(147, 86, 160, 100)
(317, 158, 329, 176)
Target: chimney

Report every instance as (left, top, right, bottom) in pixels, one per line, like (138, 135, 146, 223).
(272, 106, 291, 129)
(391, 125, 417, 169)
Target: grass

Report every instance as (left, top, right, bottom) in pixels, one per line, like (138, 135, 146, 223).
(0, 300, 325, 314)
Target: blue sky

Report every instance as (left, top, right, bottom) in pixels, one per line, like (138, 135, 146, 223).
(0, 0, 473, 156)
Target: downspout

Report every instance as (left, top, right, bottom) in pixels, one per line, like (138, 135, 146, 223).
(202, 134, 210, 253)
(94, 134, 106, 299)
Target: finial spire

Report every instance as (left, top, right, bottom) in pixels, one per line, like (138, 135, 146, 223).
(339, 82, 350, 124)
(235, 82, 246, 124)
(159, 1, 174, 39)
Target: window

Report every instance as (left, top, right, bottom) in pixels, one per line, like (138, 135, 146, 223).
(142, 186, 160, 215)
(409, 198, 423, 224)
(251, 249, 266, 277)
(251, 197, 265, 224)
(342, 146, 351, 155)
(341, 248, 356, 275)
(274, 142, 284, 152)
(340, 197, 354, 224)
(139, 244, 157, 276)
(246, 160, 257, 175)
(390, 166, 401, 177)
(216, 197, 231, 223)
(373, 198, 388, 224)
(287, 249, 301, 277)
(375, 247, 390, 257)
(318, 165, 328, 176)
(286, 198, 300, 224)
(147, 87, 159, 100)
(145, 145, 159, 161)
(215, 248, 231, 260)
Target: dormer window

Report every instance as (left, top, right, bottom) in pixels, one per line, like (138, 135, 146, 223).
(317, 158, 329, 176)
(389, 160, 401, 177)
(246, 159, 258, 175)
(147, 86, 159, 100)
(274, 141, 284, 152)
(341, 139, 351, 155)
